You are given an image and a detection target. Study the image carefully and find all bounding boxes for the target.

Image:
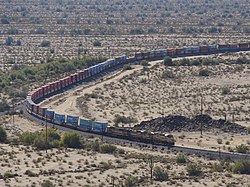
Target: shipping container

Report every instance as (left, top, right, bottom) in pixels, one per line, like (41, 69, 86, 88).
(157, 49, 168, 57)
(167, 48, 176, 56)
(26, 99, 33, 112)
(176, 48, 185, 55)
(239, 43, 249, 49)
(142, 52, 150, 59)
(228, 44, 239, 51)
(135, 52, 143, 60)
(76, 72, 81, 82)
(78, 71, 84, 81)
(193, 46, 200, 54)
(33, 105, 39, 115)
(149, 51, 156, 58)
(208, 45, 218, 52)
(66, 115, 79, 126)
(54, 113, 66, 124)
(38, 107, 46, 117)
(79, 118, 93, 131)
(199, 45, 209, 53)
(218, 44, 229, 51)
(92, 121, 107, 133)
(45, 109, 55, 121)
(184, 47, 193, 54)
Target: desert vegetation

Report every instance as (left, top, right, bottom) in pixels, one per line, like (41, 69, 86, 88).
(0, 122, 249, 187)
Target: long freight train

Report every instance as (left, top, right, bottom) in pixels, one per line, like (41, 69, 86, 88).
(25, 42, 250, 146)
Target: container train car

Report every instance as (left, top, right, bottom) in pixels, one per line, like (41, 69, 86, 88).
(25, 42, 250, 146)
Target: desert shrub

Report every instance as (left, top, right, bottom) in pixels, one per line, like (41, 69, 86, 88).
(0, 101, 10, 112)
(161, 70, 175, 79)
(140, 60, 149, 66)
(163, 56, 174, 66)
(61, 132, 82, 148)
(99, 144, 117, 154)
(40, 40, 51, 47)
(211, 163, 223, 172)
(41, 180, 55, 187)
(24, 170, 38, 177)
(20, 128, 61, 149)
(235, 144, 249, 154)
(130, 28, 144, 34)
(231, 160, 250, 174)
(113, 115, 137, 125)
(20, 132, 37, 145)
(99, 161, 112, 171)
(0, 126, 7, 142)
(93, 40, 101, 47)
(33, 135, 47, 150)
(89, 140, 100, 152)
(186, 163, 202, 176)
(247, 126, 250, 134)
(217, 138, 223, 144)
(222, 87, 230, 95)
(176, 154, 187, 164)
(153, 166, 168, 181)
(199, 69, 211, 76)
(3, 172, 16, 179)
(124, 175, 139, 187)
(123, 64, 133, 71)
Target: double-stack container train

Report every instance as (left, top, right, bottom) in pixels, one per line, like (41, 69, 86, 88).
(25, 42, 250, 146)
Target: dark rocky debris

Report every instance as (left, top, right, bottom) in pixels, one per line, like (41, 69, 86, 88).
(134, 115, 247, 134)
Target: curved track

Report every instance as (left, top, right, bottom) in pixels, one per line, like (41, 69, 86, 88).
(22, 55, 250, 161)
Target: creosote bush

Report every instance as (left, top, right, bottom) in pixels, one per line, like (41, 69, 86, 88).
(60, 132, 82, 148)
(235, 144, 249, 154)
(99, 144, 117, 154)
(124, 175, 139, 187)
(153, 166, 168, 181)
(186, 163, 202, 176)
(113, 114, 137, 125)
(231, 160, 250, 174)
(19, 128, 61, 149)
(176, 154, 187, 164)
(0, 126, 7, 142)
(123, 64, 133, 71)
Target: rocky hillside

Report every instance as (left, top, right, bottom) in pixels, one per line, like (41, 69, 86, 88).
(134, 115, 247, 134)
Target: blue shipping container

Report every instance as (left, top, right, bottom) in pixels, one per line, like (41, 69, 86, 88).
(66, 115, 79, 126)
(93, 121, 107, 132)
(46, 109, 55, 118)
(79, 118, 93, 131)
(54, 113, 65, 124)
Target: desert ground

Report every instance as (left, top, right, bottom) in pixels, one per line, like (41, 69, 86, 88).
(0, 0, 250, 186)
(40, 52, 250, 151)
(1, 0, 250, 72)
(0, 115, 250, 187)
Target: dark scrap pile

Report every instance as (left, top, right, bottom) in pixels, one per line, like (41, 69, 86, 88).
(134, 115, 247, 134)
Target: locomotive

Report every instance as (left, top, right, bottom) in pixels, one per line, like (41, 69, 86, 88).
(25, 42, 250, 146)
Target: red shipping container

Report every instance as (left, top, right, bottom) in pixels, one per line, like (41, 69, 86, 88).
(176, 48, 184, 55)
(239, 43, 248, 49)
(167, 48, 176, 56)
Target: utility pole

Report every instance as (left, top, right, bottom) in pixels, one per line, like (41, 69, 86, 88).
(149, 156, 154, 184)
(101, 123, 104, 142)
(200, 92, 203, 135)
(45, 113, 48, 153)
(12, 89, 15, 126)
(151, 133, 154, 150)
(200, 93, 203, 115)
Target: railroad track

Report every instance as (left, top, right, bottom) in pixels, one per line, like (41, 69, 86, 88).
(22, 104, 250, 161)
(10, 53, 248, 161)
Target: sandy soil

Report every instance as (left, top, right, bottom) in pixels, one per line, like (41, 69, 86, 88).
(41, 53, 250, 152)
(0, 138, 249, 187)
